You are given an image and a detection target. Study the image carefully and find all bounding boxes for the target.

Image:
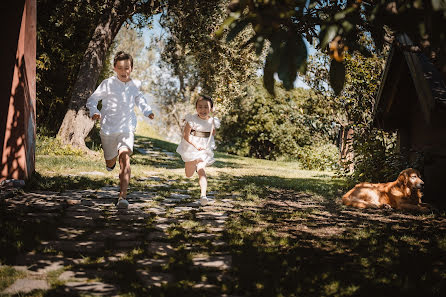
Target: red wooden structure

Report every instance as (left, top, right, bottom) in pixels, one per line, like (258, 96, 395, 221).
(0, 0, 36, 182)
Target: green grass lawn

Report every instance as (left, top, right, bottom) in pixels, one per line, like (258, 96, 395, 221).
(33, 121, 345, 197)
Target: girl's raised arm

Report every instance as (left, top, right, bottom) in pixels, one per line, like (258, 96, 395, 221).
(183, 123, 195, 149)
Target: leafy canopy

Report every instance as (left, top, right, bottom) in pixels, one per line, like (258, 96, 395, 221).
(218, 0, 446, 95)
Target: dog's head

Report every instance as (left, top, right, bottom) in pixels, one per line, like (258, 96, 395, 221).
(397, 168, 424, 199)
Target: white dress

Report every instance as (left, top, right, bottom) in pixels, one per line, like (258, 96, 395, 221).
(176, 114, 221, 165)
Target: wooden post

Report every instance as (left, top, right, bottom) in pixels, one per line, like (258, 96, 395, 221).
(0, 0, 36, 182)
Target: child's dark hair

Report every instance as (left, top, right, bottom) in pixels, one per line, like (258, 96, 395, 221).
(196, 94, 213, 108)
(113, 51, 133, 68)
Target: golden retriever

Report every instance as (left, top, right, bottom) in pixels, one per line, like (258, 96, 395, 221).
(342, 168, 431, 212)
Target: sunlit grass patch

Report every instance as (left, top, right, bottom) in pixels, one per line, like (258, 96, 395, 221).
(349, 228, 376, 240)
(120, 248, 144, 262)
(399, 234, 421, 245)
(178, 220, 201, 230)
(0, 266, 26, 291)
(80, 256, 105, 265)
(47, 267, 67, 287)
(36, 135, 85, 156)
(135, 117, 162, 139)
(323, 280, 340, 295)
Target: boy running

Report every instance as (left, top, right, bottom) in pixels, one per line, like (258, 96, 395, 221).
(86, 51, 155, 208)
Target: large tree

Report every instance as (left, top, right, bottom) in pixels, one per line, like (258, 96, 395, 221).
(37, 0, 107, 134)
(56, 0, 161, 150)
(150, 0, 263, 139)
(159, 0, 262, 103)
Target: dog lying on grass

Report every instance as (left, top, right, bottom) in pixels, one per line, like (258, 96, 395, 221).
(342, 168, 431, 212)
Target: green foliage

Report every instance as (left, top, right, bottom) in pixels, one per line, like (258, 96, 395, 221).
(221, 0, 446, 94)
(345, 129, 401, 183)
(340, 51, 408, 183)
(294, 143, 340, 171)
(219, 79, 338, 170)
(37, 0, 105, 135)
(347, 128, 426, 185)
(36, 135, 85, 156)
(150, 0, 263, 139)
(159, 0, 262, 106)
(302, 35, 413, 182)
(37, 1, 158, 137)
(263, 31, 308, 95)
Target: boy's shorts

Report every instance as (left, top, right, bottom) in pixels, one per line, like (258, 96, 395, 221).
(100, 132, 134, 161)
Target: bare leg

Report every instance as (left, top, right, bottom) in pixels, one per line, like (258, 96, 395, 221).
(185, 159, 203, 177)
(185, 161, 197, 177)
(197, 168, 207, 197)
(118, 149, 131, 198)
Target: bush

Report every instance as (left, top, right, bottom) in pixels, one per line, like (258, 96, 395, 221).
(295, 143, 340, 171)
(218, 79, 338, 169)
(341, 127, 423, 186)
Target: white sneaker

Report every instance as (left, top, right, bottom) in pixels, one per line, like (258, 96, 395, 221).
(199, 196, 214, 206)
(116, 198, 129, 209)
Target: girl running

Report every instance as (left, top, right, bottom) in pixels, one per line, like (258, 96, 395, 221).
(176, 95, 220, 205)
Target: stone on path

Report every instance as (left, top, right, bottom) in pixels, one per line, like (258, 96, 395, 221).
(146, 231, 168, 240)
(137, 258, 169, 268)
(147, 207, 166, 215)
(78, 171, 105, 176)
(191, 233, 217, 240)
(154, 223, 170, 231)
(58, 270, 76, 281)
(39, 240, 105, 253)
(147, 242, 175, 256)
(3, 278, 49, 294)
(192, 255, 232, 270)
(64, 281, 117, 295)
(172, 206, 194, 213)
(169, 193, 191, 199)
(137, 270, 174, 288)
(196, 212, 229, 220)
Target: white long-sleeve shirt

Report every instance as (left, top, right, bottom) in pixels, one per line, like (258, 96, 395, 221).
(86, 76, 153, 135)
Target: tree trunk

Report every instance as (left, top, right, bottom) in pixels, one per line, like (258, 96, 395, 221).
(57, 0, 132, 150)
(338, 125, 354, 172)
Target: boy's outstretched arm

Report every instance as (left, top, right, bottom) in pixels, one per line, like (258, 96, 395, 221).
(135, 93, 154, 119)
(86, 80, 107, 119)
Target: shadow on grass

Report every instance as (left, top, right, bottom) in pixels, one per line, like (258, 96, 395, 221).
(134, 135, 178, 152)
(0, 205, 59, 265)
(4, 139, 445, 296)
(210, 172, 345, 201)
(131, 152, 184, 169)
(222, 188, 446, 297)
(25, 172, 116, 192)
(226, 228, 445, 297)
